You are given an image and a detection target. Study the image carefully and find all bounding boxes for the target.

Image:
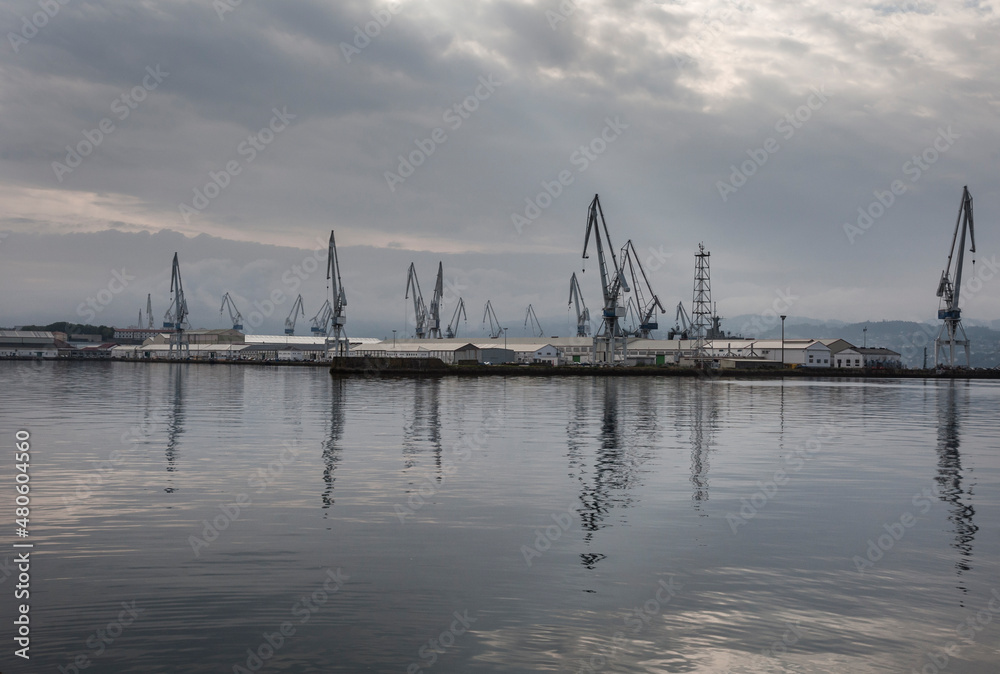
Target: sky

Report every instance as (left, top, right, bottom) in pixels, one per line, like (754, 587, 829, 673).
(1, 0, 998, 338)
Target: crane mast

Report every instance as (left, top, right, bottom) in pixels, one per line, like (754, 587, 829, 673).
(220, 292, 244, 330)
(427, 262, 444, 339)
(327, 230, 348, 357)
(935, 186, 977, 368)
(669, 302, 692, 340)
(582, 194, 629, 364)
(167, 253, 189, 358)
(446, 297, 466, 338)
(284, 294, 305, 335)
(405, 263, 429, 338)
(568, 272, 590, 337)
(146, 294, 153, 329)
(524, 304, 543, 338)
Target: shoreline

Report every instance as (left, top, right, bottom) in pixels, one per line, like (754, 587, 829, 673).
(6, 356, 997, 379)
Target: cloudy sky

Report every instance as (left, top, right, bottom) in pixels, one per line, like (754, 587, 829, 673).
(1, 0, 998, 337)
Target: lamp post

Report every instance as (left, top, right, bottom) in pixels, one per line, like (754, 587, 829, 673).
(780, 315, 786, 367)
(392, 329, 396, 349)
(863, 325, 867, 348)
(503, 327, 507, 351)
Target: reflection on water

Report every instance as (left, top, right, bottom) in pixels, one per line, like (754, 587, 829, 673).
(321, 379, 345, 512)
(163, 364, 184, 492)
(935, 380, 978, 596)
(3, 364, 1000, 674)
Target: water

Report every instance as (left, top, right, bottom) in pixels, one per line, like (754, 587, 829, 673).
(1, 361, 998, 673)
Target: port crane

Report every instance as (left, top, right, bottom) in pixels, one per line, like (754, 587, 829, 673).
(445, 297, 466, 338)
(166, 253, 189, 357)
(220, 292, 244, 330)
(935, 186, 977, 368)
(482, 300, 502, 339)
(524, 304, 543, 338)
(284, 294, 305, 335)
(668, 302, 692, 340)
(568, 272, 591, 337)
(327, 230, 348, 356)
(428, 262, 444, 339)
(620, 239, 666, 339)
(310, 299, 332, 336)
(582, 194, 630, 364)
(405, 263, 429, 338)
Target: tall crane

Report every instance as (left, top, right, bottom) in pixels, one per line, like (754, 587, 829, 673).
(446, 297, 466, 339)
(524, 304, 543, 338)
(482, 300, 502, 339)
(310, 299, 332, 336)
(582, 194, 629, 364)
(620, 239, 666, 339)
(568, 272, 591, 337)
(220, 292, 244, 330)
(427, 262, 444, 339)
(167, 253, 189, 357)
(284, 294, 305, 335)
(146, 294, 153, 329)
(935, 186, 977, 368)
(327, 230, 348, 357)
(405, 263, 429, 339)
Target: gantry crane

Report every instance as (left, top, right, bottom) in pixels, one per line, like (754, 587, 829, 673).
(167, 253, 189, 357)
(446, 297, 466, 339)
(220, 292, 244, 330)
(582, 194, 630, 364)
(284, 294, 305, 335)
(405, 263, 429, 338)
(568, 272, 591, 337)
(620, 239, 666, 339)
(482, 300, 502, 339)
(524, 304, 543, 338)
(327, 230, 348, 356)
(935, 186, 977, 368)
(310, 299, 333, 336)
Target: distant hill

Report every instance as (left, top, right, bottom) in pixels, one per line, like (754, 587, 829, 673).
(718, 316, 1000, 368)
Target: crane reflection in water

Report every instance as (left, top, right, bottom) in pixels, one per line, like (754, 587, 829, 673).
(935, 380, 978, 598)
(402, 378, 443, 477)
(163, 363, 185, 493)
(568, 378, 653, 569)
(321, 378, 346, 513)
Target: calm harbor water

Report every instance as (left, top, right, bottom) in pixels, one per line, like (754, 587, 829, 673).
(1, 361, 998, 673)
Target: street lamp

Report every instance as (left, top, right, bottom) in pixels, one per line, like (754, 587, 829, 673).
(392, 329, 396, 349)
(863, 325, 868, 349)
(780, 315, 787, 367)
(503, 327, 507, 351)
